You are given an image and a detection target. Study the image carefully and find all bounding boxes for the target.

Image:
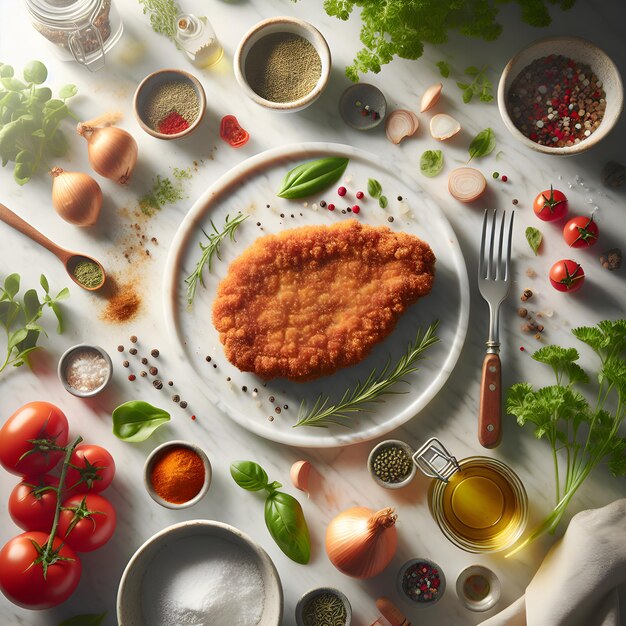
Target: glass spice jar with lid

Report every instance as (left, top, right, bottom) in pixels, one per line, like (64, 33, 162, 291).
(25, 0, 123, 71)
(175, 13, 223, 68)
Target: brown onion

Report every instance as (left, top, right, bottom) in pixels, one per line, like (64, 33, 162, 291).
(50, 167, 102, 226)
(326, 506, 397, 579)
(77, 123, 138, 184)
(448, 166, 487, 203)
(385, 110, 419, 144)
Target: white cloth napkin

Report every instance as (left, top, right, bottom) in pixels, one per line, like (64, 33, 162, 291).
(480, 499, 626, 626)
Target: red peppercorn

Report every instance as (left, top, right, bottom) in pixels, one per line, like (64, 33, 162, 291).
(191, 415, 196, 421)
(128, 374, 136, 381)
(520, 346, 525, 352)
(337, 187, 347, 197)
(501, 175, 508, 182)
(356, 191, 364, 199)
(352, 205, 360, 214)
(328, 203, 335, 211)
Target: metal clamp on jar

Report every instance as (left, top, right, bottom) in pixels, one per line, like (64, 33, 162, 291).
(26, 0, 123, 71)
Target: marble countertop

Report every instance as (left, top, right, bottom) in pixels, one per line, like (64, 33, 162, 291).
(0, 0, 625, 624)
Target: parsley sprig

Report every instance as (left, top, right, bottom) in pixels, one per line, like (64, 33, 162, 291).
(185, 213, 248, 305)
(295, 321, 439, 428)
(506, 320, 626, 555)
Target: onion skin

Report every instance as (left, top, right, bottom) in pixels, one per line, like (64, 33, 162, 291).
(50, 167, 102, 226)
(326, 506, 397, 579)
(77, 123, 138, 185)
(448, 166, 487, 203)
(385, 110, 419, 145)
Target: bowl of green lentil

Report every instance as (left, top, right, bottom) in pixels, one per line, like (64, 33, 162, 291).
(498, 37, 623, 155)
(367, 439, 416, 489)
(133, 69, 206, 140)
(234, 16, 331, 112)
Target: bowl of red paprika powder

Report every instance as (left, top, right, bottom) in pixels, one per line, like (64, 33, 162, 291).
(144, 440, 212, 509)
(134, 69, 206, 140)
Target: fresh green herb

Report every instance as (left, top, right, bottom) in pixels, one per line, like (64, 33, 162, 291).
(436, 61, 451, 78)
(457, 65, 493, 104)
(420, 150, 444, 177)
(291, 1, 575, 81)
(367, 178, 382, 198)
(231, 461, 311, 564)
(525, 227, 543, 255)
(0, 273, 68, 375)
(112, 401, 170, 442)
(185, 213, 248, 305)
(379, 195, 388, 209)
(468, 128, 496, 162)
(0, 60, 76, 185)
(138, 172, 187, 216)
(137, 0, 180, 43)
(303, 592, 347, 626)
(58, 615, 106, 626)
(277, 157, 349, 199)
(295, 321, 439, 428)
(506, 320, 626, 556)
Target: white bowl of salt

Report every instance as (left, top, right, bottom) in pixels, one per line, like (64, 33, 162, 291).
(117, 519, 283, 626)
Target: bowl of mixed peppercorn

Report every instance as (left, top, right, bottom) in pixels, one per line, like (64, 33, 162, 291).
(367, 439, 416, 489)
(498, 37, 623, 155)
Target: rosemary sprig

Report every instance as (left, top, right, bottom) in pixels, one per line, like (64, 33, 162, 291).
(185, 213, 248, 305)
(295, 321, 440, 428)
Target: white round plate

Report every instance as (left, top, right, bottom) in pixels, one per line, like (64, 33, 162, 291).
(163, 143, 469, 447)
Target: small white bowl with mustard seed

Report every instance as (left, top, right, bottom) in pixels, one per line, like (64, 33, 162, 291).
(133, 69, 206, 140)
(368, 439, 417, 489)
(234, 16, 331, 112)
(58, 344, 112, 398)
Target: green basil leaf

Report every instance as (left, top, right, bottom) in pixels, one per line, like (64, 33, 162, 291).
(112, 401, 170, 442)
(58, 613, 106, 626)
(58, 84, 77, 100)
(436, 61, 450, 78)
(230, 461, 269, 491)
(23, 61, 48, 85)
(463, 88, 473, 104)
(419, 150, 444, 177)
(367, 178, 382, 198)
(525, 226, 543, 256)
(468, 128, 496, 161)
(379, 195, 388, 209)
(264, 491, 311, 564)
(465, 65, 480, 76)
(277, 157, 349, 199)
(4, 274, 20, 298)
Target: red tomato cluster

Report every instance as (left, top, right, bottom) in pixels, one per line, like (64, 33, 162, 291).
(0, 402, 116, 610)
(532, 187, 601, 293)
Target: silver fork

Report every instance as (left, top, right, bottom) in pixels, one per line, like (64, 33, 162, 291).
(477, 209, 515, 448)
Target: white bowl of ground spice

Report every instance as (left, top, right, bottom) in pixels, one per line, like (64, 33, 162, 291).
(134, 69, 206, 140)
(234, 16, 331, 112)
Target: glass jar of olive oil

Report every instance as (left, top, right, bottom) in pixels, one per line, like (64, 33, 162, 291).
(414, 438, 528, 553)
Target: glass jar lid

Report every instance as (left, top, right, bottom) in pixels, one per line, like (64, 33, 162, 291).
(26, 0, 102, 25)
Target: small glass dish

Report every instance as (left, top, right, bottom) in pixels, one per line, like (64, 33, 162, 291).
(143, 440, 212, 510)
(456, 565, 501, 612)
(295, 587, 352, 626)
(339, 84, 387, 130)
(367, 439, 416, 489)
(397, 558, 446, 607)
(58, 344, 112, 398)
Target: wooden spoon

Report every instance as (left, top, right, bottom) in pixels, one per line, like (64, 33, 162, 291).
(0, 202, 106, 291)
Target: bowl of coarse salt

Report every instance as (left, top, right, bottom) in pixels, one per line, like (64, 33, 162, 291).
(117, 519, 283, 626)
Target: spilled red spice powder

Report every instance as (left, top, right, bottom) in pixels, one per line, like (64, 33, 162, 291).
(158, 110, 190, 135)
(100, 276, 142, 324)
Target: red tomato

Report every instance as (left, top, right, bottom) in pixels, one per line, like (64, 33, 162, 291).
(8, 475, 59, 532)
(549, 260, 585, 292)
(563, 215, 599, 248)
(219, 115, 250, 148)
(57, 494, 116, 552)
(533, 186, 568, 221)
(0, 531, 81, 609)
(65, 444, 115, 493)
(0, 402, 69, 475)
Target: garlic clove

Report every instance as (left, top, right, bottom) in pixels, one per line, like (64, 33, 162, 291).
(290, 460, 312, 492)
(420, 83, 443, 112)
(430, 113, 461, 140)
(385, 109, 419, 145)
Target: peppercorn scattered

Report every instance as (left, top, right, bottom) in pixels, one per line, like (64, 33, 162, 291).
(512, 198, 519, 205)
(168, 381, 174, 386)
(388, 216, 394, 223)
(129, 348, 137, 355)
(149, 366, 158, 376)
(492, 172, 499, 179)
(600, 248, 622, 271)
(401, 561, 443, 603)
(151, 349, 160, 358)
(130, 335, 137, 343)
(518, 307, 528, 318)
(141, 357, 148, 365)
(275, 407, 281, 414)
(172, 394, 180, 402)
(397, 195, 403, 201)
(122, 360, 129, 368)
(338, 186, 347, 196)
(356, 191, 364, 199)
(153, 380, 163, 390)
(283, 404, 288, 410)
(521, 289, 533, 302)
(140, 371, 147, 377)
(180, 400, 188, 409)
(269, 396, 275, 403)
(328, 203, 335, 211)
(371, 445, 412, 483)
(117, 345, 124, 352)
(320, 200, 327, 208)
(128, 374, 136, 381)
(352, 205, 361, 214)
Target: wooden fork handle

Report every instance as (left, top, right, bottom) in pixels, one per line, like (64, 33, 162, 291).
(478, 353, 502, 448)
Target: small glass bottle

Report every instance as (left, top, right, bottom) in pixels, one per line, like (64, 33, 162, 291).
(175, 13, 223, 68)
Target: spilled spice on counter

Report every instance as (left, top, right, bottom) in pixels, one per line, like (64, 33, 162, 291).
(100, 276, 141, 324)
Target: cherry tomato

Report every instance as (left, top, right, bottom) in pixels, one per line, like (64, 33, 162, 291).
(8, 475, 59, 532)
(0, 402, 69, 475)
(0, 531, 81, 609)
(533, 186, 568, 221)
(57, 494, 116, 552)
(65, 444, 115, 493)
(549, 259, 585, 292)
(563, 215, 599, 248)
(219, 115, 249, 148)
